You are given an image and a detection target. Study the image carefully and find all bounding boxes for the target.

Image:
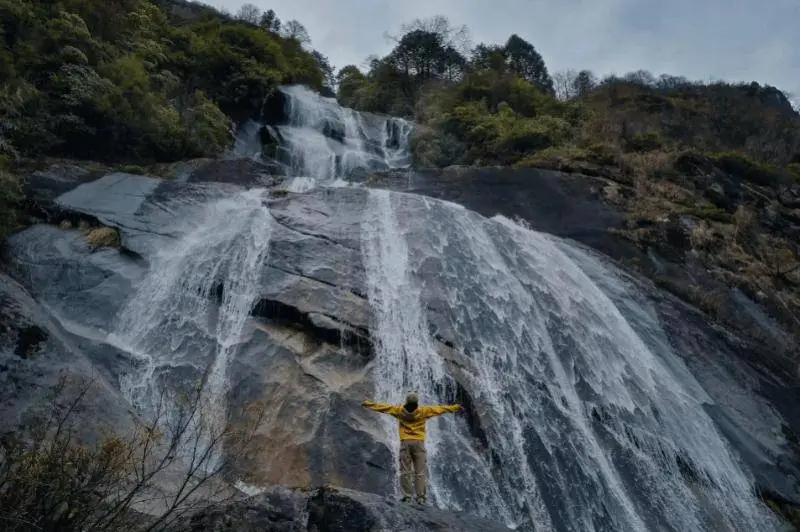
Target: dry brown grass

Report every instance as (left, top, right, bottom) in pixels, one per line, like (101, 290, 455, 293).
(85, 227, 120, 249)
(618, 150, 677, 181)
(689, 221, 717, 250)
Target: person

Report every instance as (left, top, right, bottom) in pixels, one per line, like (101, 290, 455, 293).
(362, 391, 463, 505)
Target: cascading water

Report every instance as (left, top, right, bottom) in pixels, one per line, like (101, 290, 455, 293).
(229, 85, 413, 190)
(229, 119, 266, 161)
(108, 188, 273, 465)
(275, 85, 413, 183)
(359, 189, 451, 491)
(359, 190, 781, 531)
(98, 81, 784, 530)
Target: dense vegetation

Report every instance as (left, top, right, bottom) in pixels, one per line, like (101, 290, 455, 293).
(335, 16, 799, 173)
(0, 0, 327, 164)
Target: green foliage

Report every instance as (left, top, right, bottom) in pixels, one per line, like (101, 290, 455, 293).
(0, 0, 324, 163)
(680, 204, 733, 223)
(712, 152, 782, 187)
(625, 131, 663, 153)
(788, 163, 800, 182)
(409, 70, 583, 166)
(515, 145, 589, 169)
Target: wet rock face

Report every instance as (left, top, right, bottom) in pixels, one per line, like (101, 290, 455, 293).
(3, 167, 800, 530)
(0, 273, 134, 442)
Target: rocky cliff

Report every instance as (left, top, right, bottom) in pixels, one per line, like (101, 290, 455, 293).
(2, 155, 799, 530)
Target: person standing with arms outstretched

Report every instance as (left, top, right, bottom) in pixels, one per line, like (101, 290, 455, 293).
(362, 391, 463, 505)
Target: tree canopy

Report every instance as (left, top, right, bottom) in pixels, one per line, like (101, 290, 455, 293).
(0, 0, 326, 163)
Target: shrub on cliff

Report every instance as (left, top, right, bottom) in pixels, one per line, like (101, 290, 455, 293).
(0, 375, 266, 531)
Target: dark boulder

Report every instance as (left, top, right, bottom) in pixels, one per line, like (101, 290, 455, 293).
(262, 90, 289, 126)
(173, 486, 510, 532)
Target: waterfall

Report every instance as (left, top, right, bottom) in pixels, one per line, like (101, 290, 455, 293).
(359, 190, 780, 531)
(93, 82, 784, 530)
(229, 119, 265, 161)
(360, 188, 450, 492)
(108, 188, 273, 465)
(229, 85, 413, 188)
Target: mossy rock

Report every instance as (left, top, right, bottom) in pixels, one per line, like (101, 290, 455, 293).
(85, 227, 120, 250)
(712, 152, 782, 188)
(586, 143, 619, 166)
(680, 205, 733, 223)
(118, 165, 148, 175)
(788, 163, 800, 183)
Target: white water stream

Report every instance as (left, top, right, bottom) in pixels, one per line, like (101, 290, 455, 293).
(358, 189, 780, 531)
(229, 84, 413, 190)
(109, 189, 273, 466)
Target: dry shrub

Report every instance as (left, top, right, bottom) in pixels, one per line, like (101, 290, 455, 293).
(618, 150, 676, 180)
(756, 235, 800, 279)
(602, 184, 621, 203)
(85, 227, 120, 250)
(732, 205, 756, 244)
(0, 374, 266, 532)
(640, 179, 695, 204)
(577, 111, 622, 147)
(689, 221, 716, 250)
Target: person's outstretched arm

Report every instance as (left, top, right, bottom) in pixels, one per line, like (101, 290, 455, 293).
(362, 400, 402, 416)
(421, 404, 464, 419)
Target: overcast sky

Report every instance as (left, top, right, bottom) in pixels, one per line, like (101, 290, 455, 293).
(202, 0, 799, 101)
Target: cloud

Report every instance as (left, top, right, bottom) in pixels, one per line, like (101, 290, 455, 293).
(202, 0, 800, 99)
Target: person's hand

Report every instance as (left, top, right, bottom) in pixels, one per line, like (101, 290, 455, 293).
(456, 404, 465, 413)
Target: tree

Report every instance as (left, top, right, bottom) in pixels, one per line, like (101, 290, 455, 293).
(235, 3, 260, 25)
(470, 43, 506, 72)
(553, 69, 579, 100)
(390, 29, 447, 80)
(281, 19, 310, 44)
(312, 50, 335, 91)
(572, 69, 597, 98)
(504, 34, 553, 94)
(440, 45, 467, 81)
(259, 9, 281, 33)
(394, 15, 472, 57)
(655, 74, 692, 90)
(623, 69, 656, 87)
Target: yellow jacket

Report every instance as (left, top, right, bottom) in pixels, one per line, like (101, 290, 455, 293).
(362, 400, 462, 441)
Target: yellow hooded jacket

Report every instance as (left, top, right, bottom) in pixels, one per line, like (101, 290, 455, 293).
(362, 400, 462, 441)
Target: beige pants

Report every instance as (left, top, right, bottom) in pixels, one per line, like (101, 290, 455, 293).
(399, 440, 427, 501)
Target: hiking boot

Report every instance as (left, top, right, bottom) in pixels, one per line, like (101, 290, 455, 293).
(415, 497, 427, 506)
(401, 496, 412, 503)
